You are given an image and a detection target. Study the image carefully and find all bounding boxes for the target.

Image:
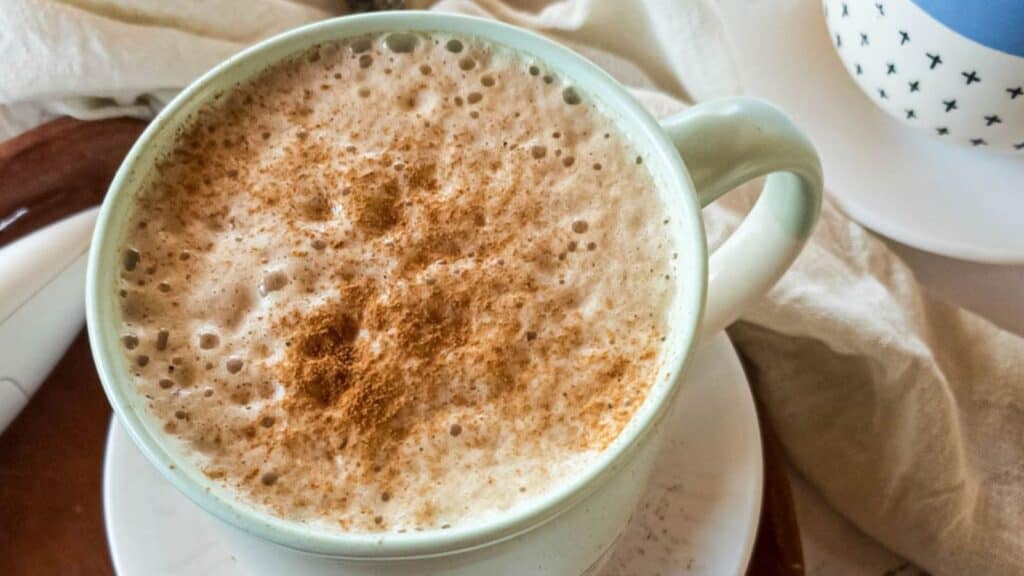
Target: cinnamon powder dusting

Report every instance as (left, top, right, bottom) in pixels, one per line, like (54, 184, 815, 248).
(117, 33, 675, 532)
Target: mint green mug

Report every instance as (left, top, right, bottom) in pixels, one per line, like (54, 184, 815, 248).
(86, 11, 821, 575)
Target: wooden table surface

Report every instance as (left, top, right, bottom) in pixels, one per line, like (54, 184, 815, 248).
(0, 118, 802, 575)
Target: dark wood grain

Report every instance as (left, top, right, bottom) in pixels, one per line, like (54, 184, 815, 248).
(0, 117, 803, 576)
(0, 117, 146, 245)
(746, 378, 806, 575)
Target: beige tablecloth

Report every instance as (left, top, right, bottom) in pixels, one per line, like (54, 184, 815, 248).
(2, 1, 1022, 574)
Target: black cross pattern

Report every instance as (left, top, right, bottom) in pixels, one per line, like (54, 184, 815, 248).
(828, 10, 1016, 149)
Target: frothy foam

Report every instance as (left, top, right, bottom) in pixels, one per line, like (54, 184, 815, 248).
(117, 32, 676, 532)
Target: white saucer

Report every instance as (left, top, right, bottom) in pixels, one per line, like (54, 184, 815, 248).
(104, 332, 763, 575)
(717, 0, 1024, 264)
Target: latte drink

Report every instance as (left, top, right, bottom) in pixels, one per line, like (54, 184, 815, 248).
(117, 31, 676, 532)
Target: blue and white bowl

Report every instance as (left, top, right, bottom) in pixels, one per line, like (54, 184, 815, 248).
(824, 0, 1024, 154)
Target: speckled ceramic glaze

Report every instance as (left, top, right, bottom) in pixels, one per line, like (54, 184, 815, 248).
(824, 0, 1024, 153)
(87, 12, 821, 575)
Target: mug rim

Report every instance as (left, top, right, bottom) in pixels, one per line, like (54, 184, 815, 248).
(86, 11, 708, 559)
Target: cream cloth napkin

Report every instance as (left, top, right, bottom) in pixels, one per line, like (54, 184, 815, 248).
(3, 1, 1022, 574)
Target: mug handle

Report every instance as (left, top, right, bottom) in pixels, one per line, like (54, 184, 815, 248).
(660, 97, 823, 339)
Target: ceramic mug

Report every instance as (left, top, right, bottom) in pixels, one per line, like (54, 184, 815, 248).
(87, 12, 822, 576)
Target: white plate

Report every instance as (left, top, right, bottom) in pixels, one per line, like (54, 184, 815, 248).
(104, 331, 763, 575)
(717, 0, 1024, 264)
